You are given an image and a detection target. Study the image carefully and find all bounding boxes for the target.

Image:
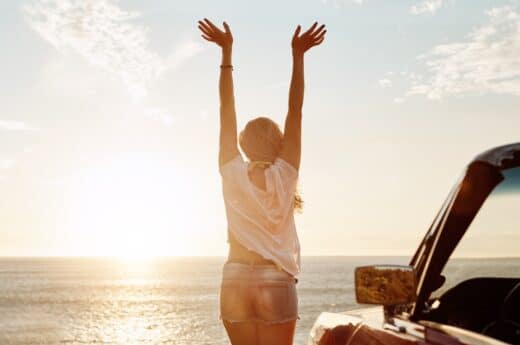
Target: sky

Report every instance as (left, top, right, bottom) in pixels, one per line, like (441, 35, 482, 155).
(0, 0, 519, 257)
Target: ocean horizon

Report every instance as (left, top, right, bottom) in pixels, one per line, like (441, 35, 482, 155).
(1, 256, 518, 345)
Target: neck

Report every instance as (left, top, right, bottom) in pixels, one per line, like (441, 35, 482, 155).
(248, 160, 272, 171)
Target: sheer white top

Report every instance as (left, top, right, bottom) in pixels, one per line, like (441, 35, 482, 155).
(220, 155, 301, 276)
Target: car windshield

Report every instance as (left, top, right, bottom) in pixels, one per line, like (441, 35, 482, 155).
(433, 166, 520, 297)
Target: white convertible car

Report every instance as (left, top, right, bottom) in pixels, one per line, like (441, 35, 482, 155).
(309, 143, 520, 345)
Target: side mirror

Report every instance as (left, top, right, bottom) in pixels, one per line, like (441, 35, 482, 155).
(355, 265, 417, 306)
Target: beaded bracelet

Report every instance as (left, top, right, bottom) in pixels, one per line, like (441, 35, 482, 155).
(220, 64, 233, 70)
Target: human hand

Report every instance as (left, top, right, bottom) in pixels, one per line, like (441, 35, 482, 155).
(198, 18, 233, 50)
(291, 22, 326, 55)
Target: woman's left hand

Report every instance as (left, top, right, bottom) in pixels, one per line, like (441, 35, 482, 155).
(198, 18, 233, 50)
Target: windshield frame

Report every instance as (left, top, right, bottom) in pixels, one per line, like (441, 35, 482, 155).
(408, 143, 520, 320)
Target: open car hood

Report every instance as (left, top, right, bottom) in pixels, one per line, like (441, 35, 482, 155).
(410, 143, 520, 318)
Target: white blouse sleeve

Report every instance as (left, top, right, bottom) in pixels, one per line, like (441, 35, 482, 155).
(219, 154, 246, 180)
(269, 158, 299, 206)
(273, 158, 298, 182)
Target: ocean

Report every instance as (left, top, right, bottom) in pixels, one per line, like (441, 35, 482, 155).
(0, 257, 518, 345)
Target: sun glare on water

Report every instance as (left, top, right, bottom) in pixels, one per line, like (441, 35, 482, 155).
(67, 154, 194, 259)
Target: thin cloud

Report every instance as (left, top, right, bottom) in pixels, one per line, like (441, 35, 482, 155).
(0, 120, 40, 131)
(407, 5, 520, 99)
(410, 0, 444, 15)
(167, 41, 205, 70)
(24, 0, 203, 102)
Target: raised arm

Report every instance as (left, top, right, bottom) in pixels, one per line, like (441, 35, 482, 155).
(280, 22, 326, 170)
(198, 19, 239, 167)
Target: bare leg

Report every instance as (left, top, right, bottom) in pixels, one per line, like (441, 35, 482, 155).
(223, 320, 258, 345)
(257, 320, 296, 345)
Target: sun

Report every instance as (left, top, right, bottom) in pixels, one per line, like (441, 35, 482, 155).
(66, 153, 194, 258)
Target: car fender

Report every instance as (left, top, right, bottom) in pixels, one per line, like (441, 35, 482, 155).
(308, 307, 420, 345)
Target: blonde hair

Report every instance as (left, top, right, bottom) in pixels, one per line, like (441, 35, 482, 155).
(240, 117, 303, 212)
(239, 117, 283, 162)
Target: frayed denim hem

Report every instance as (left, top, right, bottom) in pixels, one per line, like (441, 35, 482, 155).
(219, 315, 300, 324)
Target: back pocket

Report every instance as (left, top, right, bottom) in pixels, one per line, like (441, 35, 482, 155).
(220, 282, 249, 321)
(256, 282, 290, 321)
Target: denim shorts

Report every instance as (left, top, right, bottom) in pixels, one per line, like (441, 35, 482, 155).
(220, 262, 298, 324)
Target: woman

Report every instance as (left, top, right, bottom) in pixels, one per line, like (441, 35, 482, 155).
(197, 18, 326, 345)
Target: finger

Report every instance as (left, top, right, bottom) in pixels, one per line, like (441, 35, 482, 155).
(201, 34, 214, 42)
(313, 29, 327, 42)
(312, 36, 325, 46)
(204, 18, 222, 33)
(311, 24, 326, 37)
(198, 20, 214, 34)
(223, 21, 231, 34)
(198, 23, 210, 36)
(292, 25, 301, 40)
(198, 25, 213, 37)
(303, 21, 318, 36)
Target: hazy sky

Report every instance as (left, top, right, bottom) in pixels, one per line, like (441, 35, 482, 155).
(1, 0, 519, 257)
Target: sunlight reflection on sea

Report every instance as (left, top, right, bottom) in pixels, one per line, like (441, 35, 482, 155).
(2, 257, 515, 345)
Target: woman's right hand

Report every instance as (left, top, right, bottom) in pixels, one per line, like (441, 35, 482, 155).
(291, 22, 326, 55)
(198, 18, 233, 50)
